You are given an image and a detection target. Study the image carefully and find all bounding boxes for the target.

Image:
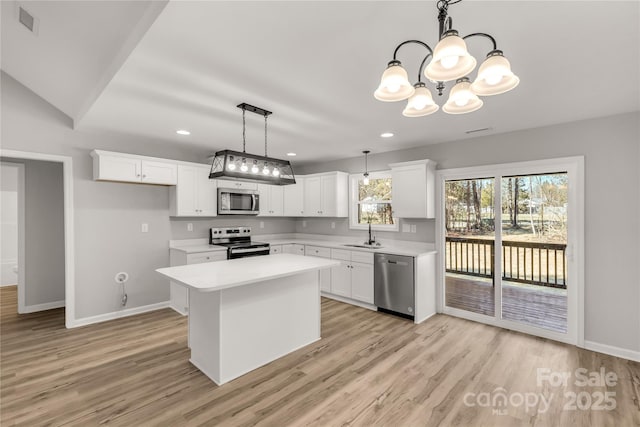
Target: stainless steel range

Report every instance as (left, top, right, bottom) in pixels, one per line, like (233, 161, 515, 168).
(209, 227, 270, 259)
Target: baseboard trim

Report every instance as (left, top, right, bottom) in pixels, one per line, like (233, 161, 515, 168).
(170, 305, 188, 316)
(321, 292, 377, 311)
(583, 340, 640, 362)
(20, 300, 65, 313)
(69, 301, 170, 328)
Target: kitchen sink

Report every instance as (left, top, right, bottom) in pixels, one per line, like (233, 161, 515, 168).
(342, 244, 384, 249)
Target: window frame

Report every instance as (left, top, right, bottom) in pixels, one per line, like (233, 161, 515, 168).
(349, 170, 399, 231)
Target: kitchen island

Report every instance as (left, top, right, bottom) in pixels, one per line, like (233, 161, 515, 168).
(156, 254, 339, 385)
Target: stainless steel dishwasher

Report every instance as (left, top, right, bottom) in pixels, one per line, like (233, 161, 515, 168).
(374, 253, 415, 317)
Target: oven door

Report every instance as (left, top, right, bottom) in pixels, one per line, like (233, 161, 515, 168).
(228, 246, 271, 259)
(218, 188, 259, 215)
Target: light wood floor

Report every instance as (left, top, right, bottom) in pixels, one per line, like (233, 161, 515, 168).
(1, 285, 639, 426)
(446, 275, 568, 333)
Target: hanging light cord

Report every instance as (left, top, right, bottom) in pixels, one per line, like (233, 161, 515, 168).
(242, 107, 247, 153)
(264, 114, 268, 157)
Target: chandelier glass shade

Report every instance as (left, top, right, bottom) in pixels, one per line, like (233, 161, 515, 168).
(374, 0, 519, 116)
(442, 77, 483, 114)
(424, 30, 477, 82)
(403, 82, 439, 117)
(470, 50, 520, 96)
(374, 60, 415, 102)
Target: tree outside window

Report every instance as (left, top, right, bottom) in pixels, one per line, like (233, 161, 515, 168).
(350, 172, 397, 230)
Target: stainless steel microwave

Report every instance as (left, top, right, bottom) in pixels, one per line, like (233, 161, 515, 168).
(218, 188, 260, 215)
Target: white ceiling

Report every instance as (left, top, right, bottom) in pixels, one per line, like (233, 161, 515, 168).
(0, 0, 166, 121)
(3, 1, 639, 164)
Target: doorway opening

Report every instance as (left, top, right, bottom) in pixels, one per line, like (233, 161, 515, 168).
(0, 150, 75, 328)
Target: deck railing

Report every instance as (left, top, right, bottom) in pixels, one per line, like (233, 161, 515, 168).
(445, 237, 567, 289)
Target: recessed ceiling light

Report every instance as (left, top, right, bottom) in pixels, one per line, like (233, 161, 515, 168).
(176, 129, 190, 135)
(380, 132, 394, 138)
(286, 152, 297, 156)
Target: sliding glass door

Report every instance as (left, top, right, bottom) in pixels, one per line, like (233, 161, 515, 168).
(500, 173, 568, 333)
(439, 159, 582, 344)
(444, 178, 496, 317)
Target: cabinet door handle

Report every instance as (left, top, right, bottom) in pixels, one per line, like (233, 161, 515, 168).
(142, 174, 146, 178)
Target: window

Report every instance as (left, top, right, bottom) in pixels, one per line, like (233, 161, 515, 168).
(349, 171, 398, 231)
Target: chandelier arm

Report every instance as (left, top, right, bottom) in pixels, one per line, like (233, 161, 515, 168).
(392, 39, 433, 61)
(417, 53, 433, 83)
(462, 32, 498, 51)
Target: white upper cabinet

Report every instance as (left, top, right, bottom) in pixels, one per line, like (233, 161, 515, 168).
(390, 159, 436, 219)
(170, 164, 217, 217)
(258, 184, 284, 216)
(216, 180, 258, 190)
(303, 172, 348, 217)
(140, 160, 179, 185)
(283, 178, 305, 217)
(91, 150, 177, 185)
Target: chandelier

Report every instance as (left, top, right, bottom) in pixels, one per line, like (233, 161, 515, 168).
(209, 103, 296, 185)
(374, 0, 519, 116)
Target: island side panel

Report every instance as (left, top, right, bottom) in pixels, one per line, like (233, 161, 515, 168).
(218, 270, 321, 385)
(415, 252, 436, 324)
(188, 290, 222, 383)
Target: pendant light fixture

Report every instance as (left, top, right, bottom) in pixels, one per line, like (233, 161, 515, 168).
(209, 103, 296, 185)
(362, 150, 371, 185)
(374, 0, 519, 116)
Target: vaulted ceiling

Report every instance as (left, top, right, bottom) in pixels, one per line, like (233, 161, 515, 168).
(2, 1, 639, 164)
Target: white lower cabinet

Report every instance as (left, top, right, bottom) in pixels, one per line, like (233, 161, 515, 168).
(324, 248, 375, 304)
(282, 243, 305, 255)
(169, 249, 227, 314)
(305, 245, 332, 292)
(350, 262, 374, 304)
(270, 245, 282, 254)
(330, 261, 352, 297)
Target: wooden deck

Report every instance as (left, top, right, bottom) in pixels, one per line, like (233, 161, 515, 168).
(445, 274, 567, 333)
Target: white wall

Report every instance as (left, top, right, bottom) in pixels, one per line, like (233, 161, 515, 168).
(0, 72, 296, 321)
(297, 112, 640, 355)
(1, 163, 19, 286)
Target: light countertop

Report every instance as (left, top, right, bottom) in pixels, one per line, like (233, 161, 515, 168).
(169, 243, 227, 254)
(262, 237, 436, 257)
(169, 234, 436, 257)
(156, 253, 338, 292)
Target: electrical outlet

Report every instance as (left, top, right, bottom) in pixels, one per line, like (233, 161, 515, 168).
(260, 221, 264, 229)
(411, 224, 417, 233)
(187, 223, 193, 232)
(402, 223, 410, 233)
(331, 222, 335, 229)
(141, 223, 149, 233)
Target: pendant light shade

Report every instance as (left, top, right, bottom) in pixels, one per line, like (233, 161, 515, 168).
(470, 50, 520, 96)
(374, 60, 415, 102)
(443, 77, 483, 114)
(425, 30, 477, 82)
(209, 103, 296, 185)
(362, 150, 370, 185)
(402, 83, 439, 117)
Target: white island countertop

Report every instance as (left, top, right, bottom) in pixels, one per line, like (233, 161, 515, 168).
(157, 253, 338, 292)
